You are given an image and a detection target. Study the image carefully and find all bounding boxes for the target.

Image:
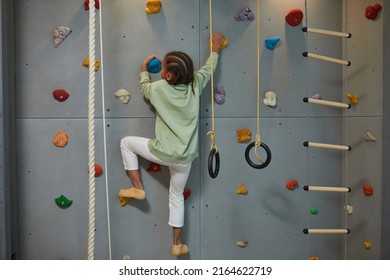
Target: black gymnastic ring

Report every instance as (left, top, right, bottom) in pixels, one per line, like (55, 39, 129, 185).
(245, 141, 271, 169)
(208, 148, 220, 178)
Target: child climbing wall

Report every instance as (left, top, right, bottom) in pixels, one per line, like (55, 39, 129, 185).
(11, 0, 384, 260)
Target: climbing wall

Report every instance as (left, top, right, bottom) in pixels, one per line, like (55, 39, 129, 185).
(13, 0, 383, 260)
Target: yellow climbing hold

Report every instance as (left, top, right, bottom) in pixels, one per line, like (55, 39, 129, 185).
(145, 0, 162, 14)
(83, 57, 100, 72)
(347, 93, 359, 104)
(119, 196, 131, 207)
(364, 241, 372, 249)
(236, 184, 248, 195)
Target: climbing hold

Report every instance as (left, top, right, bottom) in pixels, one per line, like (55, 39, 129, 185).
(365, 4, 382, 20)
(84, 0, 100, 10)
(55, 195, 73, 209)
(214, 85, 225, 105)
(347, 93, 359, 104)
(236, 128, 251, 143)
(310, 208, 318, 215)
(114, 89, 131, 104)
(53, 131, 69, 148)
(220, 38, 228, 49)
(235, 7, 255, 21)
(147, 162, 161, 172)
(53, 26, 72, 48)
(311, 93, 321, 99)
(363, 241, 372, 249)
(119, 196, 131, 207)
(308, 256, 320, 260)
(236, 184, 248, 195)
(362, 184, 374, 196)
(211, 34, 228, 49)
(364, 132, 377, 142)
(265, 36, 280, 51)
(94, 163, 103, 177)
(285, 8, 304, 27)
(145, 0, 162, 14)
(263, 91, 277, 107)
(53, 89, 70, 102)
(183, 188, 191, 201)
(147, 57, 162, 73)
(345, 205, 353, 215)
(83, 57, 100, 72)
(286, 180, 298, 190)
(236, 240, 249, 248)
(122, 255, 131, 260)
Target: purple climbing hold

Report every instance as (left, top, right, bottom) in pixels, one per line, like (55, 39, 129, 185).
(235, 7, 255, 21)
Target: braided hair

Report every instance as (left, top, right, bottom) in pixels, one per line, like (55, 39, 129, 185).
(163, 51, 195, 91)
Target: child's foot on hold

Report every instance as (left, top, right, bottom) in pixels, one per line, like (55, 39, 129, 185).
(172, 243, 189, 257)
(118, 187, 146, 200)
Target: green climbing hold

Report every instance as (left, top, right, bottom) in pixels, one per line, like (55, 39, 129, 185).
(310, 207, 318, 215)
(55, 195, 73, 209)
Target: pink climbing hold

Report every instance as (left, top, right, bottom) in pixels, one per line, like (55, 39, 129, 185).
(285, 8, 304, 27)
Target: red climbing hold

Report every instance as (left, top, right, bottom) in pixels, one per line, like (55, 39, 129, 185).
(365, 4, 382, 20)
(183, 188, 191, 201)
(147, 162, 161, 172)
(286, 179, 299, 190)
(94, 164, 103, 177)
(84, 0, 100, 10)
(53, 89, 70, 102)
(285, 8, 304, 27)
(362, 184, 374, 196)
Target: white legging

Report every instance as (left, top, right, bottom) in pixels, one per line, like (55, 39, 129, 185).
(120, 136, 192, 228)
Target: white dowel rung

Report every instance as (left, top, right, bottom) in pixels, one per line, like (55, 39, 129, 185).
(303, 52, 351, 66)
(303, 185, 351, 192)
(303, 141, 351, 151)
(303, 97, 351, 109)
(302, 27, 351, 38)
(303, 228, 350, 234)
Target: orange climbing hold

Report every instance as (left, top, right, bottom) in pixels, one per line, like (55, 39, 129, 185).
(53, 131, 69, 148)
(236, 128, 251, 143)
(362, 184, 374, 196)
(286, 179, 298, 190)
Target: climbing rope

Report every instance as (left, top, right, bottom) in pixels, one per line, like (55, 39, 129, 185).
(98, 0, 113, 260)
(245, 0, 271, 169)
(207, 0, 220, 178)
(87, 0, 97, 260)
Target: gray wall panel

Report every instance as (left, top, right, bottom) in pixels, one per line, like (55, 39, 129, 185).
(199, 117, 342, 259)
(8, 0, 384, 260)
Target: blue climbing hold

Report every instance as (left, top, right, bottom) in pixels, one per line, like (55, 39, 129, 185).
(265, 36, 280, 51)
(147, 57, 162, 73)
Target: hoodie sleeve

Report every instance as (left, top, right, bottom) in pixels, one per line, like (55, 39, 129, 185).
(194, 52, 219, 94)
(140, 71, 152, 100)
